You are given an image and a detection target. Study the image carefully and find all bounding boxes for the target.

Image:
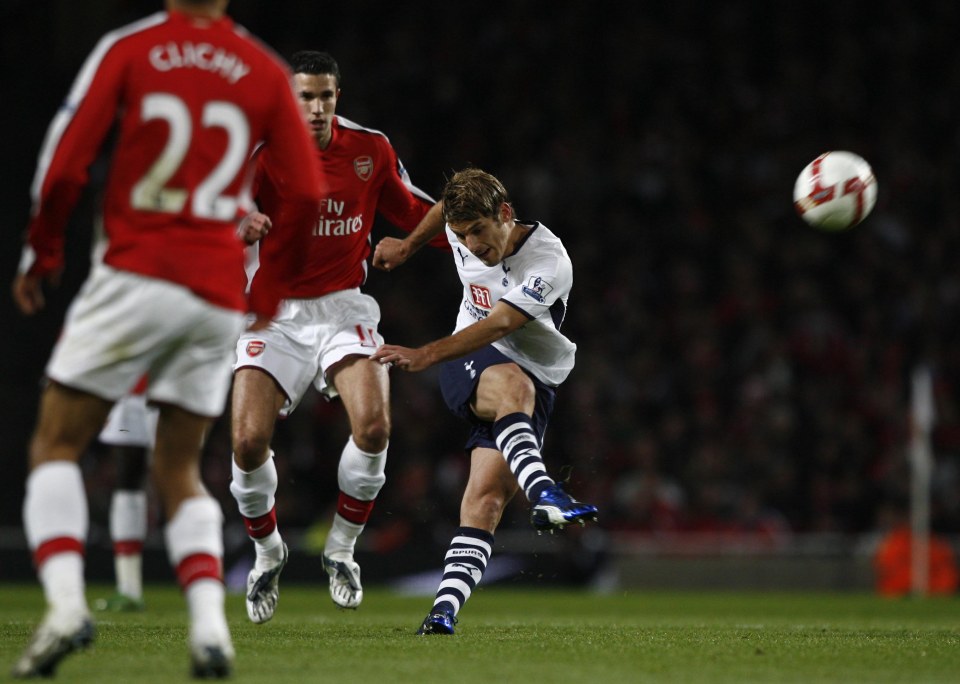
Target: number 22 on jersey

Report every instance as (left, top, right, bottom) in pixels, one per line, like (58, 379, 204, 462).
(130, 92, 250, 221)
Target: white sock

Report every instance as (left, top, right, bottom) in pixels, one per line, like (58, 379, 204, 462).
(325, 438, 387, 559)
(24, 462, 89, 616)
(40, 553, 87, 617)
(229, 454, 286, 567)
(115, 554, 143, 600)
(253, 529, 285, 571)
(164, 497, 228, 648)
(111, 489, 147, 598)
(229, 453, 277, 518)
(337, 438, 387, 501)
(164, 496, 224, 567)
(186, 578, 230, 650)
(325, 516, 364, 560)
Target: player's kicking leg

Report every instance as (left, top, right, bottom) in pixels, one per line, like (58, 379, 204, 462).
(492, 411, 598, 533)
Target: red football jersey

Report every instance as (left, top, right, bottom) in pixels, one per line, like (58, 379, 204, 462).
(22, 10, 323, 315)
(249, 115, 446, 302)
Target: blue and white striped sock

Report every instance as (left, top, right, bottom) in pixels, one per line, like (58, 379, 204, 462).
(493, 412, 554, 502)
(431, 527, 494, 617)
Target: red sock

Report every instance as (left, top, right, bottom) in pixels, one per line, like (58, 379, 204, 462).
(337, 493, 375, 525)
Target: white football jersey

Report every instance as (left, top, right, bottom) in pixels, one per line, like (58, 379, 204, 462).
(447, 221, 576, 386)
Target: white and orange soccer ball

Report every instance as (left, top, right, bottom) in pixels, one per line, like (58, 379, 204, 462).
(793, 151, 878, 231)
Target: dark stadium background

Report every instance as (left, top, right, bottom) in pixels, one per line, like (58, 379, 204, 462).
(1, 1, 958, 588)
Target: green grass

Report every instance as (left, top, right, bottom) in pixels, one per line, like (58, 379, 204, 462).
(1, 584, 959, 683)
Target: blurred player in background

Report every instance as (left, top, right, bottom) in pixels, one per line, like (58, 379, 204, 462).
(230, 50, 447, 622)
(10, 0, 323, 677)
(372, 168, 598, 635)
(95, 388, 158, 613)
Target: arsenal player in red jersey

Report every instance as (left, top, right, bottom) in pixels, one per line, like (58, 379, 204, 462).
(10, 1, 323, 678)
(229, 50, 447, 621)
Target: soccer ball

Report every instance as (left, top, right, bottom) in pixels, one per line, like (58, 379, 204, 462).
(793, 151, 878, 230)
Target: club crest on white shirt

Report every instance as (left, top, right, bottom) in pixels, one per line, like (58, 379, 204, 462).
(353, 156, 373, 181)
(522, 276, 552, 303)
(246, 340, 266, 357)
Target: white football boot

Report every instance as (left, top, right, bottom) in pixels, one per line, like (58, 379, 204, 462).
(245, 543, 289, 624)
(322, 552, 363, 609)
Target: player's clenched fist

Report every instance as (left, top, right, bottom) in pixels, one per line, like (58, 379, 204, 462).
(238, 211, 272, 245)
(12, 272, 54, 316)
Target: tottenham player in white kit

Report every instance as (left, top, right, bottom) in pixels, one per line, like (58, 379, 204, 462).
(372, 168, 598, 635)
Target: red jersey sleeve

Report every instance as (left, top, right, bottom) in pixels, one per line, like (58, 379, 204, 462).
(376, 145, 450, 252)
(22, 36, 126, 277)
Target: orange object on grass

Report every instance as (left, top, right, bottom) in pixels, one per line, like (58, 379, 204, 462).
(874, 526, 959, 596)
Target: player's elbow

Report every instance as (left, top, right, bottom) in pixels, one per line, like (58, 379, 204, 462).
(487, 306, 528, 338)
(485, 316, 522, 342)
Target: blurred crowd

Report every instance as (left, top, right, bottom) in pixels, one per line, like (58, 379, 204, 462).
(6, 1, 960, 551)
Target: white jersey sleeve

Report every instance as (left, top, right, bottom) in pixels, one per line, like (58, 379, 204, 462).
(499, 242, 573, 322)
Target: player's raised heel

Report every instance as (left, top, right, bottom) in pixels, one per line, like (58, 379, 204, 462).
(530, 483, 598, 533)
(11, 611, 95, 679)
(416, 610, 457, 635)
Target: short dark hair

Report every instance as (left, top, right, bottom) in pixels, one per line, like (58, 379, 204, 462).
(289, 50, 341, 87)
(173, 0, 224, 7)
(441, 168, 511, 224)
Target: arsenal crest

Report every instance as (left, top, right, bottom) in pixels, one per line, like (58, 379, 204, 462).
(353, 156, 373, 181)
(246, 340, 266, 357)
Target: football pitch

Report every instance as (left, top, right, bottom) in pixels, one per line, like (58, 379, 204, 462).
(1, 585, 958, 683)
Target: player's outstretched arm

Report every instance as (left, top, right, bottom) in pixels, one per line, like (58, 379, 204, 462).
(371, 301, 528, 372)
(373, 202, 445, 271)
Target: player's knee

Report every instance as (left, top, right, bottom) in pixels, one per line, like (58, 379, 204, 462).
(498, 369, 536, 412)
(466, 491, 509, 530)
(479, 492, 508, 520)
(232, 429, 272, 471)
(353, 417, 390, 453)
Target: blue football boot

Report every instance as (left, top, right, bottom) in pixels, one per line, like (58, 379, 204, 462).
(416, 610, 457, 635)
(530, 483, 598, 533)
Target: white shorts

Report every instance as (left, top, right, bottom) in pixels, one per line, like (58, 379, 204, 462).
(47, 264, 246, 417)
(234, 288, 383, 415)
(99, 393, 160, 448)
